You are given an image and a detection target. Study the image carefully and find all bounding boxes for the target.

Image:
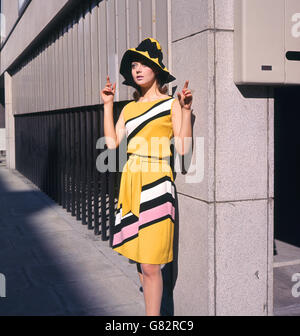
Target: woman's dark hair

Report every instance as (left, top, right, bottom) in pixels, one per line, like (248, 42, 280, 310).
(131, 57, 168, 101)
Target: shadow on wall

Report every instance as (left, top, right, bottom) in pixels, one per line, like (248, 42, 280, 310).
(274, 85, 300, 248)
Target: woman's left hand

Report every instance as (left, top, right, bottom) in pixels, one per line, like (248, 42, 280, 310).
(177, 80, 193, 110)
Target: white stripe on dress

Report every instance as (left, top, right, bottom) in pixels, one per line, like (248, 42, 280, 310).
(115, 179, 175, 226)
(115, 208, 132, 226)
(140, 179, 175, 203)
(126, 98, 175, 137)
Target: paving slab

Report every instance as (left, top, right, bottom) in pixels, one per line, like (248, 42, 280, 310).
(0, 286, 67, 316)
(24, 256, 123, 287)
(54, 275, 144, 315)
(274, 240, 300, 264)
(77, 302, 145, 316)
(273, 264, 300, 313)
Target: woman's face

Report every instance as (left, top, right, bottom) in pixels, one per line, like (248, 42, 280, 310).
(131, 60, 157, 87)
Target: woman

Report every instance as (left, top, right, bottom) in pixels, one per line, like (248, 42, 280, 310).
(101, 38, 192, 316)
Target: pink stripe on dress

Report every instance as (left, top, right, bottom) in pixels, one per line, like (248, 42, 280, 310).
(113, 201, 175, 246)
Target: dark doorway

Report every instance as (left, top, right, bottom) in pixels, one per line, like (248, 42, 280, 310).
(274, 85, 300, 248)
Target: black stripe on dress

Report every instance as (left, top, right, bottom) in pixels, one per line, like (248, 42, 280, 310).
(114, 175, 175, 216)
(113, 192, 175, 234)
(127, 110, 170, 144)
(125, 97, 173, 126)
(141, 175, 174, 192)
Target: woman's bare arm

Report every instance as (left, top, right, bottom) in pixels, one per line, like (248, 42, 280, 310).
(172, 80, 193, 156)
(172, 99, 192, 155)
(104, 105, 126, 149)
(101, 76, 126, 149)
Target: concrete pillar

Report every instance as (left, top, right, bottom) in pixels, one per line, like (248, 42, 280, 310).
(171, 0, 274, 316)
(4, 71, 15, 169)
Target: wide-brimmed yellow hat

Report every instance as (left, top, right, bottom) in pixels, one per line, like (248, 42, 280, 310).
(120, 37, 176, 88)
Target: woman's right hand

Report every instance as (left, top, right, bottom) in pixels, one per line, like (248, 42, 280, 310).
(101, 76, 116, 104)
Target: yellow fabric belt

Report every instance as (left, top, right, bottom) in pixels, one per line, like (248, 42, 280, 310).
(117, 153, 171, 218)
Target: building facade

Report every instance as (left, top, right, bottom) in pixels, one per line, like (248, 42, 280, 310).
(0, 0, 283, 315)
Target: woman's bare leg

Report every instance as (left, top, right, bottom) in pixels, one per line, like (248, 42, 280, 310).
(137, 263, 143, 290)
(141, 263, 163, 316)
(138, 272, 144, 288)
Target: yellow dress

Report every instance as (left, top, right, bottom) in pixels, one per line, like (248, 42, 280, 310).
(112, 96, 177, 264)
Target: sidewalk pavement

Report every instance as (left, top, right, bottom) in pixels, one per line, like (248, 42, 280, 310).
(0, 159, 145, 316)
(273, 240, 300, 316)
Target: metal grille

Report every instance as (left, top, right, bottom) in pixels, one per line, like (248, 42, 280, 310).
(15, 102, 128, 245)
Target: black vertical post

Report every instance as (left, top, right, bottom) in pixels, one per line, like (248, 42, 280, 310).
(31, 115, 34, 185)
(39, 113, 43, 190)
(27, 116, 31, 181)
(30, 116, 33, 181)
(23, 117, 25, 175)
(52, 112, 58, 202)
(93, 108, 100, 235)
(34, 115, 37, 185)
(39, 113, 43, 187)
(75, 110, 81, 220)
(65, 111, 71, 212)
(61, 111, 66, 209)
(15, 117, 18, 171)
(16, 116, 18, 171)
(47, 113, 51, 198)
(99, 104, 108, 241)
(45, 113, 50, 195)
(108, 170, 115, 247)
(51, 113, 55, 200)
(81, 110, 87, 225)
(29, 115, 35, 181)
(46, 113, 50, 194)
(25, 116, 27, 177)
(35, 114, 39, 186)
(40, 114, 44, 192)
(40, 113, 43, 189)
(47, 113, 52, 199)
(31, 115, 35, 185)
(36, 114, 39, 186)
(43, 114, 46, 194)
(100, 166, 108, 240)
(23, 117, 25, 177)
(37, 114, 40, 187)
(70, 110, 76, 216)
(19, 118, 22, 175)
(86, 108, 93, 229)
(57, 112, 62, 205)
(49, 113, 54, 200)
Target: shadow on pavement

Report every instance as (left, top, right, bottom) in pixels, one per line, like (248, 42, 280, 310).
(0, 163, 142, 316)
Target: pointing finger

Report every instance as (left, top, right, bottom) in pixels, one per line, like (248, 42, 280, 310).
(183, 80, 189, 89)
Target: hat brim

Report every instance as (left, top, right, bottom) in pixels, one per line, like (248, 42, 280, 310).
(120, 49, 176, 88)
